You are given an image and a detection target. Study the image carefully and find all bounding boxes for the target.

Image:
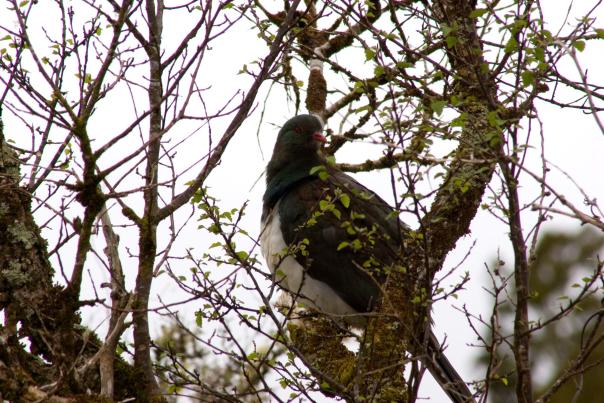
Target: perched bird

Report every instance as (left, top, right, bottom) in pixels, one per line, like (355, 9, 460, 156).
(260, 114, 475, 403)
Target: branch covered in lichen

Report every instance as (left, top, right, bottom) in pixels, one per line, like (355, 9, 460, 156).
(288, 316, 407, 402)
(280, 1, 503, 401)
(0, 113, 139, 400)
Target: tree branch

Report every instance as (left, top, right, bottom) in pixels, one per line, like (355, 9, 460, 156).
(155, 1, 303, 223)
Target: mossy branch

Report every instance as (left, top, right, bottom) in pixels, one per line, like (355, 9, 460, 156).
(288, 316, 407, 402)
(289, 1, 502, 402)
(0, 114, 139, 400)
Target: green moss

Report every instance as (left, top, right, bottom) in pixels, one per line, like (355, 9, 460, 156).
(288, 318, 356, 388)
(0, 139, 20, 180)
(5, 259, 31, 287)
(7, 221, 36, 249)
(288, 315, 408, 401)
(72, 395, 114, 403)
(0, 202, 8, 217)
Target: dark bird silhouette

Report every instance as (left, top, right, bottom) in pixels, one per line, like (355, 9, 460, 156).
(260, 114, 475, 403)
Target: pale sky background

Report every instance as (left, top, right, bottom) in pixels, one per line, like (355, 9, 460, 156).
(2, 1, 604, 401)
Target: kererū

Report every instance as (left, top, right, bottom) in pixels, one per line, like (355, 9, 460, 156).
(260, 114, 475, 403)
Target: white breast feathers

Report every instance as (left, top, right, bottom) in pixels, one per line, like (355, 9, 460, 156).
(260, 204, 358, 320)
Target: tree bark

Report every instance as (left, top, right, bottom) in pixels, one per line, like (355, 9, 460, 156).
(289, 1, 503, 400)
(0, 111, 139, 401)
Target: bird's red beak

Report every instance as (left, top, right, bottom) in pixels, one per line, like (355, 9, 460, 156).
(312, 132, 327, 143)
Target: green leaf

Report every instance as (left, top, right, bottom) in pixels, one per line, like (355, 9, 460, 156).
(511, 18, 527, 32)
(350, 239, 362, 250)
(115, 343, 124, 355)
(364, 47, 376, 61)
(208, 223, 220, 234)
(596, 28, 604, 39)
(572, 40, 586, 52)
(354, 105, 371, 113)
(331, 208, 341, 220)
(451, 113, 468, 127)
(195, 310, 203, 327)
(340, 193, 350, 208)
(469, 8, 487, 18)
(521, 70, 535, 86)
(534, 46, 545, 62)
(486, 110, 505, 127)
(505, 37, 518, 53)
(396, 61, 413, 69)
(430, 100, 447, 115)
(319, 200, 329, 211)
(337, 241, 349, 251)
(353, 80, 365, 94)
(309, 165, 325, 175)
(445, 35, 458, 48)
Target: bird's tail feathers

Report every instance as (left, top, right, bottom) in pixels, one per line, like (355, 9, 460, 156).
(425, 332, 476, 403)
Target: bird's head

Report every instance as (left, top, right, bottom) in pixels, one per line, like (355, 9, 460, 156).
(274, 114, 326, 156)
(264, 115, 328, 203)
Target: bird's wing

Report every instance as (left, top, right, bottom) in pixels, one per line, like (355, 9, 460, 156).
(277, 169, 408, 313)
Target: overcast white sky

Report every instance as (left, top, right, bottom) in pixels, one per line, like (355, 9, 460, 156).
(2, 1, 604, 401)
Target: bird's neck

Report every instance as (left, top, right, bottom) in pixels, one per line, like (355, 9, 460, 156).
(263, 153, 323, 209)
